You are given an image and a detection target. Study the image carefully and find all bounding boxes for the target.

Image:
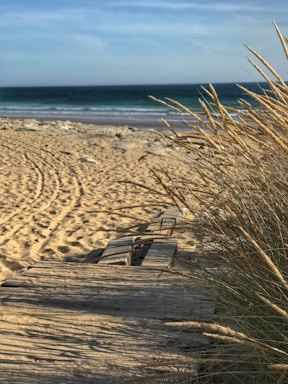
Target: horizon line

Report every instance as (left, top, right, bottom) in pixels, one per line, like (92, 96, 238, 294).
(0, 80, 271, 89)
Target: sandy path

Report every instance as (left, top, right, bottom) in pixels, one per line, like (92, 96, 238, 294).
(0, 120, 186, 281)
(0, 262, 213, 383)
(0, 119, 214, 383)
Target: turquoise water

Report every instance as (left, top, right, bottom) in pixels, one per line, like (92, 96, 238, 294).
(0, 83, 266, 127)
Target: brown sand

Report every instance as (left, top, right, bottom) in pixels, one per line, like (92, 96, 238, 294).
(0, 118, 191, 282)
(0, 262, 214, 383)
(0, 118, 214, 383)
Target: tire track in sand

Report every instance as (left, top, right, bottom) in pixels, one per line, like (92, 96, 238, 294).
(0, 131, 84, 264)
(0, 142, 37, 220)
(0, 137, 60, 244)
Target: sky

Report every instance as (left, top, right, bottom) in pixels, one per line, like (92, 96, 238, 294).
(0, 0, 287, 86)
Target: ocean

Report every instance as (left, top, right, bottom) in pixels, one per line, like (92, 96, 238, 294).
(0, 82, 265, 129)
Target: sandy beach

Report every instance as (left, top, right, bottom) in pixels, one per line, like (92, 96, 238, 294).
(0, 116, 218, 384)
(0, 117, 191, 282)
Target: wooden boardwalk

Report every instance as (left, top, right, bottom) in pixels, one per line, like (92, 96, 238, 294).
(94, 205, 187, 267)
(0, 207, 214, 383)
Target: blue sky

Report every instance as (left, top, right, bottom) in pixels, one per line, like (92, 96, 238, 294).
(0, 0, 287, 86)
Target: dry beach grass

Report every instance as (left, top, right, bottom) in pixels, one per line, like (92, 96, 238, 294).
(143, 21, 288, 383)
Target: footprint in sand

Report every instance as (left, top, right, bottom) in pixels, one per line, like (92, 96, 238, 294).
(57, 245, 70, 254)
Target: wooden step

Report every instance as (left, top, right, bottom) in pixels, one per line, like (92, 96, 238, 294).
(146, 218, 175, 237)
(97, 237, 135, 266)
(160, 206, 187, 222)
(141, 240, 178, 268)
(145, 206, 187, 237)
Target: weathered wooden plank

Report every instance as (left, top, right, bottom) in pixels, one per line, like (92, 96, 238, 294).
(160, 206, 187, 222)
(27, 261, 75, 269)
(141, 240, 178, 268)
(0, 262, 214, 383)
(97, 237, 135, 266)
(1, 278, 33, 288)
(146, 219, 173, 237)
(145, 206, 186, 238)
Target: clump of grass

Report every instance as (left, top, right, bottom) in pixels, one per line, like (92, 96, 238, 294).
(149, 21, 288, 383)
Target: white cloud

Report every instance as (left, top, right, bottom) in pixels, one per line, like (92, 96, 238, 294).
(0, 9, 84, 33)
(113, 0, 285, 13)
(0, 0, 287, 86)
(73, 34, 107, 50)
(95, 21, 209, 38)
